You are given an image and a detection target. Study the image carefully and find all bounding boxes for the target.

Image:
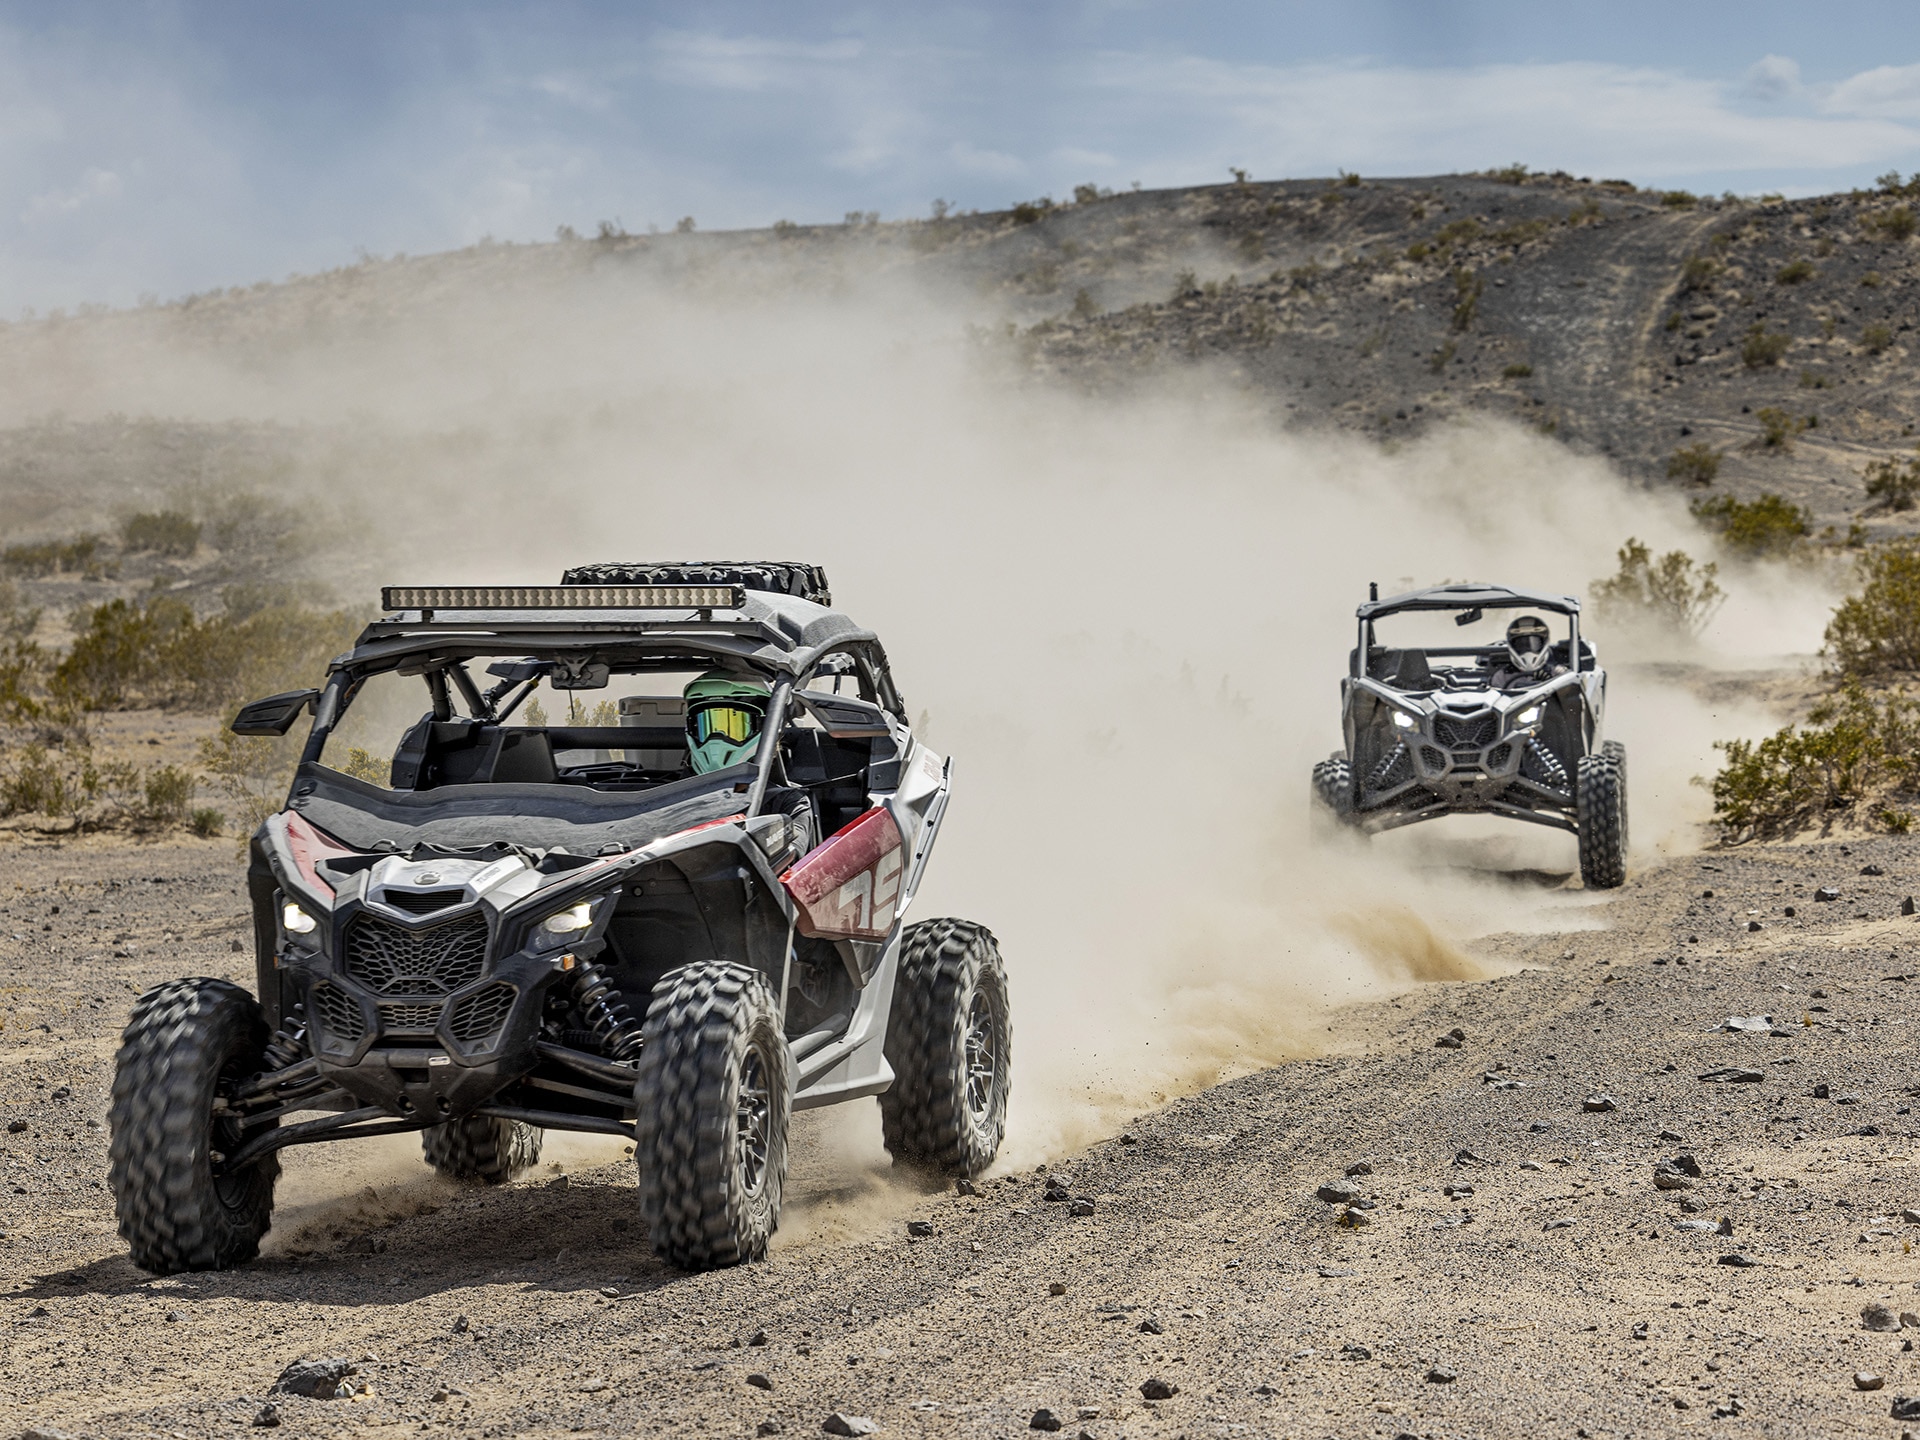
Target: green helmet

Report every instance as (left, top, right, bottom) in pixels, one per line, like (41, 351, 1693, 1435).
(684, 672, 771, 775)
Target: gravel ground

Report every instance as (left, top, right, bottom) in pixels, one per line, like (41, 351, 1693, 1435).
(7, 832, 1920, 1439)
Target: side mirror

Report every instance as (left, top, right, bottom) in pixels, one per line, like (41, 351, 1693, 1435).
(795, 692, 892, 737)
(230, 689, 320, 737)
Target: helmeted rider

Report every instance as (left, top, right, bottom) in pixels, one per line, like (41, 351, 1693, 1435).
(1488, 614, 1561, 691)
(684, 671, 771, 774)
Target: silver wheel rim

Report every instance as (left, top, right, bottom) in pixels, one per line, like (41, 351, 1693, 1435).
(963, 988, 999, 1124)
(735, 1045, 772, 1195)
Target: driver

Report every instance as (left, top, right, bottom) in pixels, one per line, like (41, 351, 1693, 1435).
(1488, 614, 1560, 691)
(683, 671, 771, 774)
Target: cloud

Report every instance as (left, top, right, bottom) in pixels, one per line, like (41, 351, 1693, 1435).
(1743, 54, 1801, 103)
(651, 30, 863, 92)
(21, 166, 121, 224)
(949, 140, 1026, 177)
(1825, 62, 1920, 121)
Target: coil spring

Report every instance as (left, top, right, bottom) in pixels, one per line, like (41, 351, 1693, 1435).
(567, 961, 644, 1062)
(260, 1023, 309, 1072)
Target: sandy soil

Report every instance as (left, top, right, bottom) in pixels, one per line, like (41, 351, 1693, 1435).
(7, 823, 1920, 1440)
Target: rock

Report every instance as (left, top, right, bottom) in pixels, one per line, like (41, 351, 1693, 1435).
(1724, 1016, 1772, 1033)
(1718, 1253, 1759, 1267)
(165, 1308, 183, 1322)
(1316, 1181, 1359, 1205)
(1747, 920, 1764, 932)
(1669, 1154, 1704, 1177)
(1863, 864, 1887, 876)
(822, 1415, 878, 1437)
(1138, 1378, 1179, 1401)
(1544, 1217, 1576, 1230)
(1813, 1083, 1832, 1099)
(1653, 1165, 1695, 1191)
(7, 1118, 25, 1134)
(1340, 1342, 1373, 1360)
(1317, 1265, 1354, 1278)
(1583, 1094, 1617, 1113)
(451, 1315, 470, 1334)
(1837, 1092, 1862, 1105)
(1030, 1410, 1064, 1432)
(1049, 1281, 1067, 1296)
(1675, 1220, 1715, 1232)
(1453, 1149, 1493, 1167)
(1630, 1322, 1649, 1339)
(1716, 1217, 1734, 1237)
(1337, 1206, 1372, 1228)
(1443, 1184, 1475, 1199)
(739, 1372, 772, 1391)
(1528, 1122, 1553, 1133)
(548, 1174, 570, 1191)
(758, 1423, 784, 1437)
(1903, 1210, 1920, 1225)
(1344, 1161, 1374, 1177)
(1859, 1372, 1888, 1391)
(1893, 1396, 1920, 1421)
(748, 1328, 769, 1346)
(956, 1178, 979, 1196)
(1816, 887, 1841, 902)
(1138, 1316, 1165, 1334)
(1657, 1129, 1685, 1142)
(22, 1428, 81, 1440)
(1866, 1304, 1902, 1331)
(1426, 1365, 1458, 1384)
(1043, 1181, 1070, 1202)
(250, 1404, 282, 1428)
(1784, 906, 1796, 917)
(906, 1220, 934, 1237)
(1069, 1198, 1096, 1216)
(272, 1357, 357, 1399)
(1436, 1028, 1467, 1049)
(1697, 1068, 1765, 1084)
(1519, 1160, 1543, 1171)
(1905, 896, 1916, 916)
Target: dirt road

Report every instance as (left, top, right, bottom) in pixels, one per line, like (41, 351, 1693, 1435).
(7, 830, 1920, 1439)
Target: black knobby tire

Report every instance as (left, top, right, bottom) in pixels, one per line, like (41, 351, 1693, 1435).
(421, 1115, 543, 1184)
(1576, 752, 1628, 889)
(1311, 754, 1363, 843)
(879, 919, 1011, 1177)
(633, 962, 791, 1269)
(109, 977, 280, 1274)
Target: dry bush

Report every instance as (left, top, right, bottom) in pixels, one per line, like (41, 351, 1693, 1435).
(1690, 493, 1810, 558)
(121, 510, 201, 556)
(1754, 406, 1810, 450)
(1665, 443, 1721, 485)
(1741, 324, 1791, 367)
(197, 730, 300, 842)
(1825, 542, 1920, 679)
(1589, 538, 1724, 638)
(1864, 450, 1920, 512)
(1863, 323, 1895, 354)
(1710, 682, 1920, 841)
(0, 744, 194, 832)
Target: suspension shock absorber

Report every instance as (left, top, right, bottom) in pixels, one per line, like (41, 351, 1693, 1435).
(567, 961, 644, 1062)
(259, 1022, 309, 1073)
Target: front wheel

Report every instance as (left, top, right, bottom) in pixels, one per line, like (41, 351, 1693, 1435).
(1577, 751, 1628, 889)
(109, 977, 280, 1273)
(1311, 755, 1363, 844)
(633, 963, 791, 1270)
(880, 919, 1011, 1177)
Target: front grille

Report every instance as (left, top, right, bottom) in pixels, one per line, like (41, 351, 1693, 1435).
(1486, 742, 1514, 770)
(378, 1001, 442, 1032)
(310, 982, 364, 1042)
(382, 889, 467, 916)
(1419, 745, 1448, 771)
(345, 912, 489, 995)
(448, 983, 516, 1043)
(1434, 713, 1497, 750)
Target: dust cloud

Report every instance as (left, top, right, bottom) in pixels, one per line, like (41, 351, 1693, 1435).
(0, 249, 1819, 1174)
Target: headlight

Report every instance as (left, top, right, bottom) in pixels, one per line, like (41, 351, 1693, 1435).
(1515, 706, 1543, 727)
(1391, 711, 1416, 730)
(539, 901, 594, 936)
(282, 902, 317, 935)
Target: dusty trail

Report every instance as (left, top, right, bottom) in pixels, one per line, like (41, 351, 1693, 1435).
(8, 823, 1920, 1438)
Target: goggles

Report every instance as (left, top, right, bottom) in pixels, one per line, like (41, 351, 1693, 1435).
(1509, 631, 1548, 655)
(687, 699, 765, 747)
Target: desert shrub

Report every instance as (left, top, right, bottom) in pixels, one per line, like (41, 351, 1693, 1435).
(1775, 258, 1814, 284)
(1405, 242, 1429, 262)
(1072, 183, 1111, 204)
(139, 765, 194, 826)
(1433, 219, 1481, 252)
(1502, 362, 1533, 378)
(1450, 268, 1484, 331)
(1666, 443, 1722, 485)
(197, 730, 298, 840)
(1488, 162, 1530, 185)
(1863, 270, 1884, 289)
(1864, 206, 1917, 241)
(1709, 682, 1920, 841)
(1170, 268, 1198, 299)
(1754, 406, 1809, 449)
(0, 742, 159, 830)
(675, 216, 697, 233)
(1826, 542, 1920, 678)
(1741, 324, 1791, 367)
(1799, 369, 1832, 389)
(1071, 288, 1097, 319)
(1863, 323, 1894, 354)
(1428, 339, 1456, 373)
(121, 510, 201, 556)
(1662, 190, 1698, 209)
(337, 747, 389, 786)
(1590, 538, 1725, 638)
(188, 806, 224, 838)
(1010, 198, 1053, 225)
(1680, 254, 1721, 291)
(2, 535, 101, 578)
(53, 592, 360, 711)
(1690, 493, 1811, 557)
(1864, 451, 1920, 512)
(1490, 218, 1551, 246)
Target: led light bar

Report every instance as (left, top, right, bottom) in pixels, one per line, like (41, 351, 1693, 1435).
(382, 584, 744, 612)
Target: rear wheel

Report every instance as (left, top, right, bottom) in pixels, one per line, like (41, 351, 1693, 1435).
(422, 1115, 542, 1184)
(109, 977, 280, 1273)
(880, 919, 1011, 1177)
(1577, 752, 1628, 889)
(633, 963, 791, 1269)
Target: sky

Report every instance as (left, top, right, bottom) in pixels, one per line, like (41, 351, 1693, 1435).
(2, 1, 1920, 314)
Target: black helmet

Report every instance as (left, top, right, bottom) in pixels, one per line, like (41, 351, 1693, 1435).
(1506, 615, 1551, 674)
